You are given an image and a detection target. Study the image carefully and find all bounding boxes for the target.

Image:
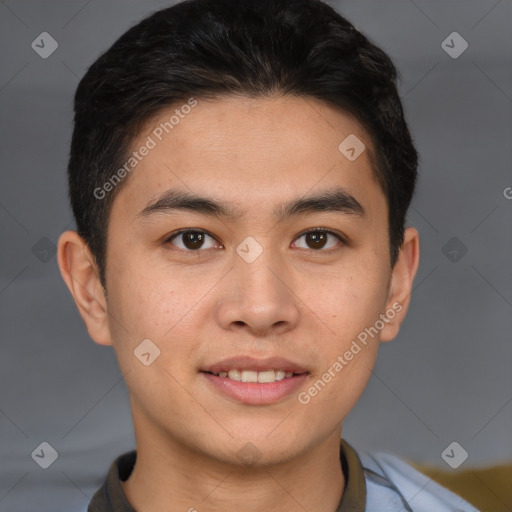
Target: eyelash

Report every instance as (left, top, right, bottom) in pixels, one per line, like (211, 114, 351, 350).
(164, 228, 346, 254)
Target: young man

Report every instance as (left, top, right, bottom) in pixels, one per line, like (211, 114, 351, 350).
(57, 0, 480, 510)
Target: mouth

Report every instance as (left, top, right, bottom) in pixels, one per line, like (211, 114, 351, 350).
(199, 356, 310, 405)
(201, 369, 307, 383)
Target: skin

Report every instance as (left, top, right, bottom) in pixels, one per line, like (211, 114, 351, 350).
(57, 95, 419, 512)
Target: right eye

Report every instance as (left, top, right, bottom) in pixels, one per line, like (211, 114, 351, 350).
(164, 229, 223, 252)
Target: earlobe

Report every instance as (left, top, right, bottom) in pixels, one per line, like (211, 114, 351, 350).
(380, 227, 420, 342)
(57, 230, 113, 346)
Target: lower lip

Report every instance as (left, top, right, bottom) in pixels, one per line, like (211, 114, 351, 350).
(200, 372, 309, 405)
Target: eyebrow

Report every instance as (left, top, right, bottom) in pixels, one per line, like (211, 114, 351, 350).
(134, 186, 366, 223)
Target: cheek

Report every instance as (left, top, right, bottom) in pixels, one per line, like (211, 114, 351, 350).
(106, 256, 218, 389)
(298, 270, 385, 414)
(300, 262, 389, 345)
(106, 249, 196, 340)
(105, 268, 200, 392)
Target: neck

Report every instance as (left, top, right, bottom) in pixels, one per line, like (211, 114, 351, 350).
(121, 419, 345, 512)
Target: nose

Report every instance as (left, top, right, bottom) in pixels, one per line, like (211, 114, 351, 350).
(215, 247, 301, 338)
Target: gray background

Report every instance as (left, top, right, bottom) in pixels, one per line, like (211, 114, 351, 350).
(1, 0, 511, 510)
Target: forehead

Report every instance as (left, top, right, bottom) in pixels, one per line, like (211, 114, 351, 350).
(112, 95, 385, 221)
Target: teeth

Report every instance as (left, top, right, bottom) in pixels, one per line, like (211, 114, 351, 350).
(275, 370, 286, 381)
(213, 369, 299, 383)
(258, 370, 276, 383)
(241, 370, 258, 383)
(228, 370, 241, 381)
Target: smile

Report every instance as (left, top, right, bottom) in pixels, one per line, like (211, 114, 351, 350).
(203, 369, 304, 383)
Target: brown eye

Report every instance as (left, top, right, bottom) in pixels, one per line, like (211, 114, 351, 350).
(293, 229, 342, 251)
(167, 230, 219, 251)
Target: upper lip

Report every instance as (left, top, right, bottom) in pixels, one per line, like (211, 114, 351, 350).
(201, 356, 309, 374)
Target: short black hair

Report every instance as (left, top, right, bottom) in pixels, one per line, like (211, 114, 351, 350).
(68, 0, 418, 288)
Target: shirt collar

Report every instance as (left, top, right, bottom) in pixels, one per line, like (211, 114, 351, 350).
(338, 438, 367, 511)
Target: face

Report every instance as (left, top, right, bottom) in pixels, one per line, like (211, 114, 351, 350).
(60, 95, 418, 467)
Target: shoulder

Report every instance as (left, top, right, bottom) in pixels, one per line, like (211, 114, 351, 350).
(357, 450, 481, 512)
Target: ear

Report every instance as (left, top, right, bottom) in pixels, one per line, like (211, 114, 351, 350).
(56, 230, 113, 346)
(380, 227, 420, 342)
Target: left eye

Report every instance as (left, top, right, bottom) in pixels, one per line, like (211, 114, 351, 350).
(292, 229, 343, 251)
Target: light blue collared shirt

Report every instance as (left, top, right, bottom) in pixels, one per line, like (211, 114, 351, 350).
(358, 449, 481, 511)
